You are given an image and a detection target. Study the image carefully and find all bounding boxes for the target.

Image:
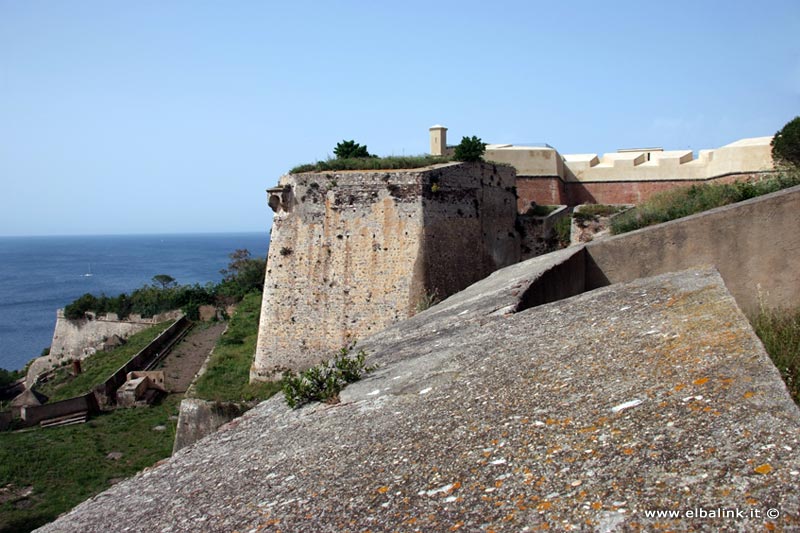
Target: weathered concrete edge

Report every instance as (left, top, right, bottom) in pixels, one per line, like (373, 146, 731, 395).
(172, 398, 246, 454)
(584, 183, 800, 313)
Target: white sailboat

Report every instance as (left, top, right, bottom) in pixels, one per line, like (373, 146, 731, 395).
(84, 263, 93, 277)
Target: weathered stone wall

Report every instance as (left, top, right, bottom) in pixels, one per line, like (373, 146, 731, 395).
(173, 399, 246, 454)
(25, 310, 181, 387)
(251, 162, 519, 381)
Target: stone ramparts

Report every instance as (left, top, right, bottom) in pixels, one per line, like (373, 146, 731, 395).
(26, 309, 182, 387)
(94, 315, 191, 406)
(251, 161, 519, 380)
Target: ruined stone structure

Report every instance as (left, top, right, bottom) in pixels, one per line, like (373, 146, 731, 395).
(251, 161, 519, 380)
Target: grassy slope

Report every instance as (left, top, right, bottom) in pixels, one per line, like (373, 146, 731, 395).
(35, 322, 171, 402)
(192, 292, 281, 402)
(752, 308, 800, 405)
(610, 170, 800, 235)
(0, 395, 180, 533)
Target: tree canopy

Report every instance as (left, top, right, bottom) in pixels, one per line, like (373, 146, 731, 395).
(63, 249, 266, 320)
(772, 116, 800, 167)
(334, 140, 371, 159)
(453, 135, 486, 162)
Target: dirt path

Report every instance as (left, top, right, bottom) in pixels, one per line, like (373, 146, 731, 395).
(158, 322, 226, 393)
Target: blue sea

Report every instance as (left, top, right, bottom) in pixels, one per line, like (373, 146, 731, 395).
(0, 233, 269, 372)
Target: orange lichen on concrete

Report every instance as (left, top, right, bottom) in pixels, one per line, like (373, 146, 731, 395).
(754, 463, 773, 475)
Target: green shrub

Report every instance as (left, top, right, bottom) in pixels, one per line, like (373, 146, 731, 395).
(453, 135, 486, 162)
(64, 293, 100, 319)
(334, 140, 371, 159)
(772, 116, 800, 167)
(282, 345, 374, 408)
(63, 249, 265, 320)
(216, 249, 267, 303)
(0, 367, 22, 387)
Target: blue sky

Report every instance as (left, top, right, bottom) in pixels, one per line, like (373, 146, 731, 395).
(1, 0, 798, 236)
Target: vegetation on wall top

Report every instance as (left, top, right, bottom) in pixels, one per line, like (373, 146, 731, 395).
(290, 154, 452, 174)
(333, 140, 372, 159)
(453, 135, 487, 162)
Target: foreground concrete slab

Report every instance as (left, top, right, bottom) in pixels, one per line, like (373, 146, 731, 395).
(37, 268, 800, 532)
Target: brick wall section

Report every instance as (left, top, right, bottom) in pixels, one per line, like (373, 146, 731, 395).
(516, 175, 567, 210)
(251, 162, 519, 381)
(516, 172, 774, 207)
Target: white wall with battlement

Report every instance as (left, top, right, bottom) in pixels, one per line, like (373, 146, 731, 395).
(561, 136, 774, 182)
(434, 126, 774, 183)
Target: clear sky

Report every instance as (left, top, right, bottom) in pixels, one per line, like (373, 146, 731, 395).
(1, 0, 798, 236)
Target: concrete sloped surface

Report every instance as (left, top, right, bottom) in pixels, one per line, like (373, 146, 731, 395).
(36, 268, 800, 532)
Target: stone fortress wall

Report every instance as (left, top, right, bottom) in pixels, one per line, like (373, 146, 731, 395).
(251, 162, 519, 381)
(430, 125, 775, 207)
(252, 125, 777, 381)
(25, 309, 181, 387)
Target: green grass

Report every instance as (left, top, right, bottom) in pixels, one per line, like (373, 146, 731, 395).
(610, 170, 800, 235)
(35, 322, 171, 402)
(0, 394, 181, 533)
(290, 154, 453, 174)
(192, 292, 282, 402)
(752, 307, 800, 405)
(553, 216, 571, 246)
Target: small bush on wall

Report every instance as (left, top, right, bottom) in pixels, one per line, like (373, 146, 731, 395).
(282, 344, 375, 408)
(454, 136, 486, 162)
(334, 140, 371, 159)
